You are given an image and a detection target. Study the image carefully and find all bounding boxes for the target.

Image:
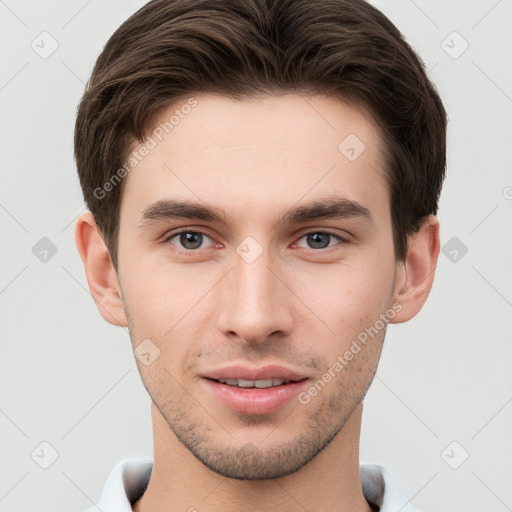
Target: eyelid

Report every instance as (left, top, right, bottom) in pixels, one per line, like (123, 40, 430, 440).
(164, 228, 217, 248)
(292, 229, 350, 250)
(293, 227, 352, 242)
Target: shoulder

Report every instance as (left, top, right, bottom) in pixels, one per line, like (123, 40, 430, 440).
(83, 458, 153, 512)
(360, 464, 422, 512)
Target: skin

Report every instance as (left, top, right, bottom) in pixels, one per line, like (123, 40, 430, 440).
(76, 93, 440, 512)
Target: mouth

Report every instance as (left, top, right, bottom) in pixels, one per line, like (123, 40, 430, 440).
(199, 365, 310, 414)
(207, 377, 303, 389)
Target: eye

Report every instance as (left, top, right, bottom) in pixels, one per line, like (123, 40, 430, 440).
(295, 231, 347, 250)
(165, 230, 215, 251)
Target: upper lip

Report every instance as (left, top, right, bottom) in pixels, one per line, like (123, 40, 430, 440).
(201, 364, 309, 382)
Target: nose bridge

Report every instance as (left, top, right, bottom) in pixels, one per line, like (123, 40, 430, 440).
(217, 243, 293, 343)
(234, 249, 276, 304)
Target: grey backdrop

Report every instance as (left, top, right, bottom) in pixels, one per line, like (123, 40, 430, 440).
(1, 1, 511, 511)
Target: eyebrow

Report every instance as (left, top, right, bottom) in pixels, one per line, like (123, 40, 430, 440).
(138, 195, 374, 230)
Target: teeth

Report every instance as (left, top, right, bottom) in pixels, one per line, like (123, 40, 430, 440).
(217, 378, 289, 388)
(239, 378, 267, 388)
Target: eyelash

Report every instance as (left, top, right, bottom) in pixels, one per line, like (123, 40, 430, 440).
(163, 229, 349, 255)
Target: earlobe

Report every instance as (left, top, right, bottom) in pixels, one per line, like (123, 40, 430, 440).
(74, 211, 128, 327)
(389, 215, 440, 324)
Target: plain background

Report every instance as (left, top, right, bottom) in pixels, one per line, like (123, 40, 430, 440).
(0, 1, 511, 511)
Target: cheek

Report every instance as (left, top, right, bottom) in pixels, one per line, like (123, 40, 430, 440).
(120, 266, 214, 374)
(281, 262, 394, 375)
(120, 259, 210, 336)
(290, 259, 394, 326)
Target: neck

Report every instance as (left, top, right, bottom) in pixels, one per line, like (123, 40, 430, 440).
(133, 402, 371, 512)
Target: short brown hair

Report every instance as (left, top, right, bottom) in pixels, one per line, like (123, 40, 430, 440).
(74, 0, 447, 269)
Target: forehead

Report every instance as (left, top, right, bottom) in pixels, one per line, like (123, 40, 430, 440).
(120, 93, 389, 224)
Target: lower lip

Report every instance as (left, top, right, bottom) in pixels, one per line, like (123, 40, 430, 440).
(201, 378, 310, 415)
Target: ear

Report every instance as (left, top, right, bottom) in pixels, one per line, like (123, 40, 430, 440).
(389, 215, 440, 324)
(74, 211, 128, 327)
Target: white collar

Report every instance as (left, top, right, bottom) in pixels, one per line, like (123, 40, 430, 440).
(85, 458, 420, 512)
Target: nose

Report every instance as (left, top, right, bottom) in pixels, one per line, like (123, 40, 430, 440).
(216, 248, 294, 345)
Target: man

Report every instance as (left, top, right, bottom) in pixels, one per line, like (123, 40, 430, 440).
(74, 0, 447, 510)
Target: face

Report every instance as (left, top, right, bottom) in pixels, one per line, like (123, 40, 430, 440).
(115, 93, 401, 479)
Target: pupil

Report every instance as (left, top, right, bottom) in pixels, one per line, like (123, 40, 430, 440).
(308, 233, 329, 249)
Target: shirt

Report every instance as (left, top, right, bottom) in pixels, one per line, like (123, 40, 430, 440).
(84, 458, 420, 512)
